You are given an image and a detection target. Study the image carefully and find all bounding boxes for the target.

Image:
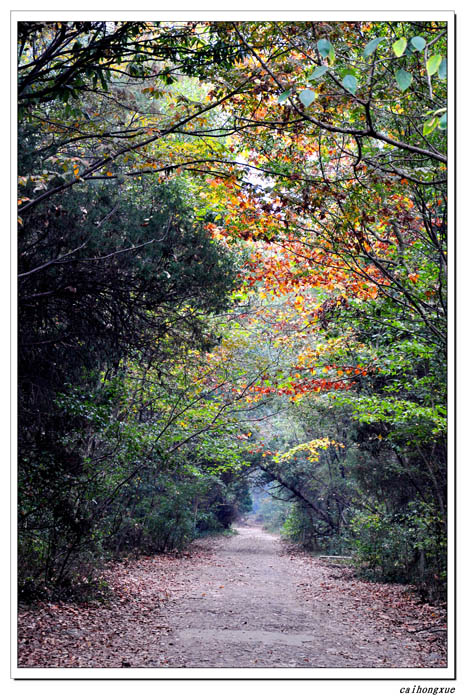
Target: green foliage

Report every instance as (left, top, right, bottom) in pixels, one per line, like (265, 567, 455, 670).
(278, 89, 291, 103)
(18, 144, 244, 595)
(18, 21, 244, 116)
(410, 36, 426, 52)
(281, 503, 317, 549)
(395, 69, 413, 92)
(317, 38, 335, 63)
(299, 89, 316, 107)
(392, 37, 407, 57)
(307, 65, 329, 80)
(363, 37, 384, 57)
(251, 489, 291, 532)
(342, 74, 357, 95)
(350, 501, 446, 597)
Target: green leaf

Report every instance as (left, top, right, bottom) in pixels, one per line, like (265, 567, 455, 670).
(299, 89, 316, 107)
(317, 39, 332, 58)
(328, 44, 336, 64)
(423, 116, 439, 136)
(427, 54, 442, 76)
(410, 36, 426, 52)
(277, 89, 291, 103)
(342, 74, 357, 95)
(439, 112, 447, 130)
(425, 107, 446, 118)
(308, 65, 329, 80)
(363, 37, 384, 57)
(438, 57, 447, 80)
(395, 69, 413, 92)
(392, 37, 407, 57)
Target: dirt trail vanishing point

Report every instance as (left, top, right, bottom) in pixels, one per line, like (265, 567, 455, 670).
(18, 525, 446, 669)
(145, 526, 443, 669)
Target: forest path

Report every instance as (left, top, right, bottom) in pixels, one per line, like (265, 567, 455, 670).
(148, 525, 442, 669)
(18, 525, 446, 669)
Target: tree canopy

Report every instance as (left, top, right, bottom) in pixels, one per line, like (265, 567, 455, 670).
(17, 19, 448, 601)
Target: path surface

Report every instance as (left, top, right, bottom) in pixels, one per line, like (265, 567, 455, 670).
(146, 526, 443, 668)
(18, 525, 446, 669)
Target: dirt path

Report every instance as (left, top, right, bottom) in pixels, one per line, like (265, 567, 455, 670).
(18, 525, 446, 669)
(141, 526, 444, 668)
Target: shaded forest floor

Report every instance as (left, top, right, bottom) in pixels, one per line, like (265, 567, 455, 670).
(17, 526, 447, 669)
